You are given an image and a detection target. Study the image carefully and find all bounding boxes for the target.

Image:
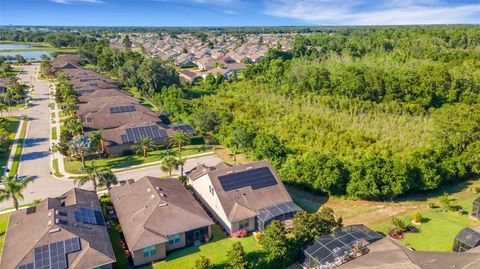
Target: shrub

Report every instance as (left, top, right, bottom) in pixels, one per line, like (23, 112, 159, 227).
(439, 192, 452, 211)
(231, 229, 248, 238)
(412, 212, 423, 223)
(253, 231, 264, 242)
(391, 217, 406, 231)
(475, 187, 480, 194)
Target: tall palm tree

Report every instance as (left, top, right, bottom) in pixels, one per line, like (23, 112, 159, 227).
(74, 161, 99, 191)
(68, 135, 91, 169)
(170, 131, 189, 153)
(88, 130, 104, 157)
(160, 156, 179, 178)
(177, 157, 186, 176)
(98, 169, 117, 189)
(133, 137, 156, 157)
(0, 175, 33, 210)
(65, 117, 83, 136)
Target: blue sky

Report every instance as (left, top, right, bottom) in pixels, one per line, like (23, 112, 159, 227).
(1, 0, 480, 26)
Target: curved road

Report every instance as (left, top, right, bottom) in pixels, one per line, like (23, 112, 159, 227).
(0, 64, 221, 209)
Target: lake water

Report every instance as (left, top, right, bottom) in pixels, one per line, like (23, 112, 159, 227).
(0, 44, 51, 61)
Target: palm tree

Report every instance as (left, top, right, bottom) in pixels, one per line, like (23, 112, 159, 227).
(98, 169, 117, 189)
(160, 156, 179, 178)
(74, 161, 99, 191)
(0, 175, 33, 210)
(88, 130, 104, 157)
(177, 157, 186, 176)
(170, 131, 189, 153)
(178, 175, 188, 186)
(68, 135, 91, 169)
(65, 117, 83, 136)
(0, 103, 7, 116)
(133, 137, 156, 157)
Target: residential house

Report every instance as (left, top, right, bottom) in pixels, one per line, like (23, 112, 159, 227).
(109, 177, 214, 266)
(179, 70, 201, 83)
(187, 160, 302, 234)
(0, 188, 116, 269)
(175, 54, 196, 68)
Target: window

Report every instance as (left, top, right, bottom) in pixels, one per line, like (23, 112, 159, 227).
(143, 245, 156, 257)
(239, 219, 250, 229)
(168, 234, 180, 245)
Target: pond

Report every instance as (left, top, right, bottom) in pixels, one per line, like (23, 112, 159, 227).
(0, 44, 51, 61)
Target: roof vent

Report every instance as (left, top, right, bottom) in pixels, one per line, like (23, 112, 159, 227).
(155, 186, 162, 191)
(48, 211, 52, 217)
(159, 203, 168, 208)
(48, 228, 61, 233)
(246, 166, 253, 170)
(226, 171, 234, 174)
(160, 193, 167, 198)
(151, 194, 155, 199)
(147, 188, 151, 193)
(48, 220, 52, 226)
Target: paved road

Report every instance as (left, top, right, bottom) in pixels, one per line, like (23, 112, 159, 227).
(0, 65, 223, 209)
(0, 65, 74, 209)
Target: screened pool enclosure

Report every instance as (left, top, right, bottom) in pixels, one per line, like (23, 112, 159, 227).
(471, 196, 480, 218)
(453, 227, 480, 252)
(301, 225, 383, 269)
(256, 201, 302, 231)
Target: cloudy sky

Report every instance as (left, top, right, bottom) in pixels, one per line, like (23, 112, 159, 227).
(1, 0, 480, 26)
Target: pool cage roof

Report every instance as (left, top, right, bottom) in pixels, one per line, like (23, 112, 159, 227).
(471, 196, 480, 218)
(453, 228, 480, 252)
(303, 225, 383, 268)
(256, 201, 302, 230)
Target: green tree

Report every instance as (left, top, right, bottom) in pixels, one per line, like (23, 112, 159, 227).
(193, 255, 213, 269)
(132, 137, 156, 157)
(74, 161, 99, 190)
(160, 155, 179, 178)
(0, 175, 33, 210)
(226, 242, 249, 269)
(259, 220, 287, 267)
(252, 133, 288, 166)
(68, 135, 91, 169)
(98, 168, 118, 189)
(170, 131, 189, 152)
(191, 110, 220, 133)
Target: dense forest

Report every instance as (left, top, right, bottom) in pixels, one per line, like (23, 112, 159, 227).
(26, 25, 480, 201)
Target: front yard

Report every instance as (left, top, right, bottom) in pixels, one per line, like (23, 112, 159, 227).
(64, 144, 210, 174)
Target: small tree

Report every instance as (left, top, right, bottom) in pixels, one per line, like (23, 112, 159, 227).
(412, 212, 423, 223)
(0, 175, 33, 210)
(68, 135, 91, 169)
(226, 242, 249, 269)
(160, 155, 179, 178)
(259, 220, 287, 266)
(170, 131, 189, 153)
(391, 217, 406, 231)
(193, 255, 213, 269)
(439, 192, 452, 210)
(98, 169, 118, 189)
(133, 137, 156, 157)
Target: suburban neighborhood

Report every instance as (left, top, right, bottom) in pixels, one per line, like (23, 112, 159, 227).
(1, 1, 480, 269)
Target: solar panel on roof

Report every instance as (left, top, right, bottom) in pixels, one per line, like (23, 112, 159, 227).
(109, 105, 136, 114)
(121, 125, 168, 143)
(74, 208, 104, 226)
(218, 167, 278, 191)
(19, 263, 34, 269)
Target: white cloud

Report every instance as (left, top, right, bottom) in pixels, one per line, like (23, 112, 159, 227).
(265, 0, 480, 25)
(152, 0, 236, 6)
(51, 0, 103, 4)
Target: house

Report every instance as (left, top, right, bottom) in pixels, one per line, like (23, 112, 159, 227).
(202, 67, 229, 79)
(301, 224, 480, 269)
(0, 188, 116, 269)
(187, 160, 302, 234)
(0, 78, 8, 94)
(50, 55, 82, 74)
(109, 177, 214, 266)
(175, 54, 195, 68)
(179, 70, 201, 83)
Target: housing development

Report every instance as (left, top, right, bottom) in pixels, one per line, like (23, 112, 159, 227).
(1, 1, 480, 269)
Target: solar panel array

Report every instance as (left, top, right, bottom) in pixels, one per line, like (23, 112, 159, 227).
(19, 237, 81, 269)
(173, 124, 196, 135)
(109, 105, 136, 114)
(218, 167, 278, 191)
(120, 125, 168, 143)
(74, 207, 105, 226)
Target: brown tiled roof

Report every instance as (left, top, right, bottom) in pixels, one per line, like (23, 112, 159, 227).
(100, 122, 173, 146)
(109, 177, 214, 251)
(78, 88, 133, 103)
(192, 160, 294, 223)
(77, 95, 139, 117)
(0, 188, 115, 269)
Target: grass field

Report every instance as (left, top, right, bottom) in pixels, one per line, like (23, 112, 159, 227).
(9, 119, 28, 177)
(63, 145, 209, 174)
(287, 178, 480, 252)
(0, 213, 10, 259)
(148, 225, 262, 269)
(0, 117, 20, 170)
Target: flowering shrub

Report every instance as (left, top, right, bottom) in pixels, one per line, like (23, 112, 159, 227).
(231, 229, 248, 238)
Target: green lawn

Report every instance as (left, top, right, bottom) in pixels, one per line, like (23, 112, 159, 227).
(9, 119, 28, 177)
(64, 145, 209, 174)
(148, 225, 263, 269)
(51, 127, 57, 140)
(0, 117, 20, 170)
(52, 159, 63, 177)
(0, 213, 10, 259)
(370, 208, 477, 251)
